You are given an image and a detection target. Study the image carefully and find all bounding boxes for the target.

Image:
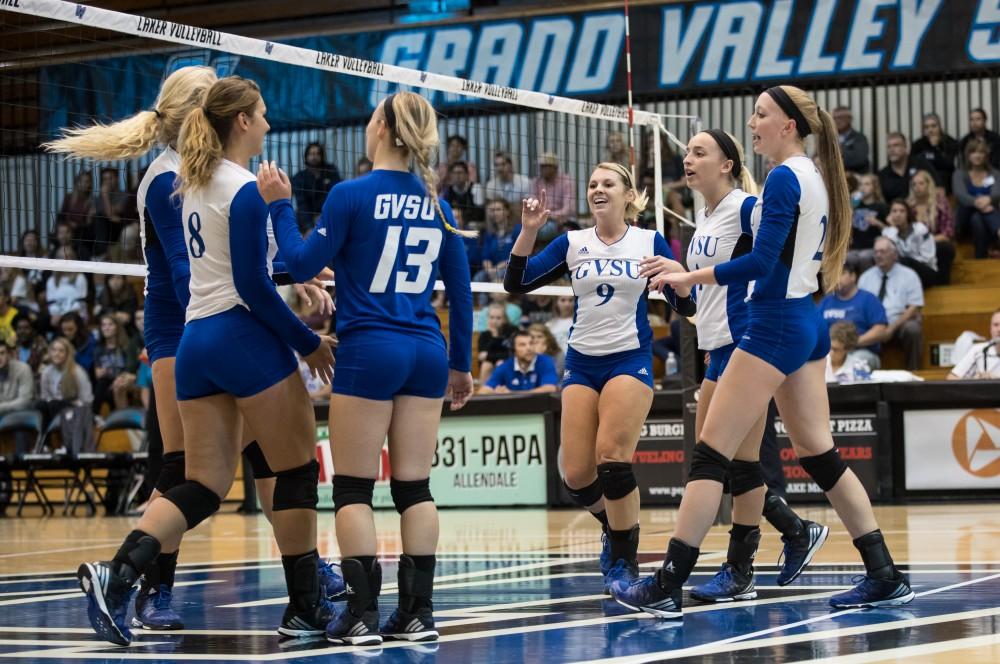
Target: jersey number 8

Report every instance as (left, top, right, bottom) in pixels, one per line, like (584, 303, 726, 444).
(370, 226, 443, 294)
(187, 212, 206, 259)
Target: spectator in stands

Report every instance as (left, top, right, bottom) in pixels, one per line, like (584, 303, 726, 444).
(478, 330, 558, 394)
(45, 247, 88, 329)
(849, 173, 889, 269)
(859, 237, 924, 370)
(442, 161, 484, 222)
(817, 262, 887, 369)
(879, 132, 940, 203)
(953, 138, 1000, 259)
(948, 307, 1000, 379)
(484, 151, 532, 213)
(92, 167, 128, 260)
(13, 315, 47, 375)
(94, 273, 138, 331)
(825, 321, 863, 382)
(91, 314, 138, 414)
(476, 302, 516, 386)
(546, 294, 574, 356)
(520, 295, 554, 327)
(0, 286, 17, 349)
(833, 106, 871, 173)
(47, 221, 75, 261)
(959, 108, 1000, 170)
(912, 113, 959, 194)
(883, 199, 938, 288)
(17, 229, 45, 304)
(907, 169, 955, 283)
(116, 168, 142, 263)
(528, 322, 564, 373)
(56, 170, 95, 252)
(606, 131, 628, 166)
(291, 142, 341, 232)
(37, 336, 92, 430)
(437, 134, 478, 186)
(58, 311, 95, 378)
(488, 198, 521, 276)
(474, 291, 521, 333)
(354, 156, 373, 178)
(0, 340, 34, 420)
(533, 152, 576, 226)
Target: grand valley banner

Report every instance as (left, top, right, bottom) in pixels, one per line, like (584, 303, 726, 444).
(37, 1, 999, 133)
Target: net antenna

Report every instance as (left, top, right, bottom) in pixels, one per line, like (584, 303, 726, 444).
(623, 0, 637, 182)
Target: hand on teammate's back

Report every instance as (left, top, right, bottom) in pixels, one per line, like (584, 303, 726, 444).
(446, 369, 474, 410)
(302, 335, 336, 384)
(256, 160, 293, 204)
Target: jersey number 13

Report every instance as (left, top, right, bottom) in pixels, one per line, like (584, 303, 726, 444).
(370, 226, 443, 294)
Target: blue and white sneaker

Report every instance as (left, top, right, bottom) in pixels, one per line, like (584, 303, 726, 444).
(605, 559, 639, 589)
(829, 574, 914, 609)
(599, 530, 613, 593)
(132, 585, 183, 630)
(278, 598, 336, 638)
(319, 559, 347, 601)
(690, 563, 757, 603)
(381, 606, 438, 642)
(776, 520, 829, 586)
(326, 606, 383, 646)
(77, 562, 135, 646)
(611, 573, 683, 619)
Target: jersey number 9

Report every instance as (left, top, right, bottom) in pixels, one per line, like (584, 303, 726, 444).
(595, 283, 615, 306)
(370, 226, 443, 294)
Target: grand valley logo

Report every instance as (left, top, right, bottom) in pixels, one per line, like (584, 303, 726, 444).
(952, 410, 1000, 477)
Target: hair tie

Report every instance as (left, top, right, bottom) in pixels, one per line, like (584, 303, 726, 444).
(382, 94, 405, 148)
(765, 86, 812, 139)
(704, 129, 743, 180)
(152, 109, 162, 119)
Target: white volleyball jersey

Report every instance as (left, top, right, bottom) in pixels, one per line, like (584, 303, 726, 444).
(136, 147, 181, 300)
(182, 160, 277, 322)
(687, 189, 756, 350)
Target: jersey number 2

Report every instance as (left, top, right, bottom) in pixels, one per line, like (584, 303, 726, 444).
(813, 215, 828, 261)
(370, 226, 443, 294)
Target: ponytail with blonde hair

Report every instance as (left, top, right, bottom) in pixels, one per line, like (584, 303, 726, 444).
(774, 85, 851, 293)
(43, 67, 217, 160)
(380, 92, 476, 238)
(178, 77, 261, 194)
(594, 162, 650, 221)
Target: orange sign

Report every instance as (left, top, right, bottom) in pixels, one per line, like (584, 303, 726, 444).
(952, 410, 1000, 478)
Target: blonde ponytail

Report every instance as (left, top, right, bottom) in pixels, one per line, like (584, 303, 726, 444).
(595, 162, 648, 221)
(383, 92, 476, 238)
(177, 76, 260, 195)
(43, 66, 216, 160)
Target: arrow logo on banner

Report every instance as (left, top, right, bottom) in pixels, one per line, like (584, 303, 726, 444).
(953, 410, 1000, 477)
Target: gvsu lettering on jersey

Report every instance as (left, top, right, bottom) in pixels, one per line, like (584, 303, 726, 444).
(689, 235, 720, 258)
(373, 194, 437, 221)
(574, 258, 640, 279)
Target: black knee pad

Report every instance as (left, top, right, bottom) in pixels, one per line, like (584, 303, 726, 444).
(729, 460, 765, 496)
(162, 480, 221, 530)
(689, 441, 731, 484)
(597, 462, 637, 501)
(154, 451, 185, 494)
(243, 441, 275, 479)
(799, 448, 848, 492)
(273, 460, 320, 511)
(332, 474, 375, 513)
(564, 478, 603, 508)
(390, 477, 433, 514)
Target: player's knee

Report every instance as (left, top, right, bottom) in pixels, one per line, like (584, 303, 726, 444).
(688, 441, 731, 484)
(332, 474, 375, 513)
(595, 433, 631, 465)
(563, 477, 603, 508)
(799, 448, 848, 492)
(163, 480, 222, 530)
(155, 451, 186, 494)
(390, 477, 433, 514)
(273, 460, 320, 511)
(597, 462, 638, 501)
(559, 461, 597, 492)
(243, 440, 276, 479)
(729, 460, 765, 496)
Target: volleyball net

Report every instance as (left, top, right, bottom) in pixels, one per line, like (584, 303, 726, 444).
(0, 0, 699, 309)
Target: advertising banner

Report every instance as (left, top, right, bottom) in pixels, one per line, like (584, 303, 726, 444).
(315, 414, 548, 509)
(904, 408, 1000, 490)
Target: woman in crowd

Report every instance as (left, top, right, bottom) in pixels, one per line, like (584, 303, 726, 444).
(953, 138, 1000, 258)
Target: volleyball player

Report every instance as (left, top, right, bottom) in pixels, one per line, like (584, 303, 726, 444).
(613, 86, 913, 619)
(256, 90, 473, 645)
(504, 163, 695, 591)
(46, 68, 343, 634)
(640, 130, 828, 603)
(76, 77, 337, 646)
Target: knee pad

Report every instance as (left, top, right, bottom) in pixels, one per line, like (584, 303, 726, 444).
(273, 460, 320, 511)
(390, 477, 433, 515)
(154, 451, 185, 494)
(243, 441, 275, 479)
(563, 478, 603, 508)
(162, 480, 221, 530)
(597, 462, 637, 501)
(799, 448, 848, 492)
(332, 475, 375, 513)
(729, 460, 765, 497)
(689, 441, 731, 484)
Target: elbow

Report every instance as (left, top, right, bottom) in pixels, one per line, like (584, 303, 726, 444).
(502, 274, 528, 294)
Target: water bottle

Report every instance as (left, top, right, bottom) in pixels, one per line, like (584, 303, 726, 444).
(666, 352, 678, 375)
(852, 359, 872, 382)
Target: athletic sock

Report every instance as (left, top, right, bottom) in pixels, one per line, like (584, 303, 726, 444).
(156, 551, 179, 590)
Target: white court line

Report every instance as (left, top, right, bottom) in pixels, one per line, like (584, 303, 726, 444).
(808, 633, 1000, 663)
(0, 544, 136, 559)
(0, 580, 223, 607)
